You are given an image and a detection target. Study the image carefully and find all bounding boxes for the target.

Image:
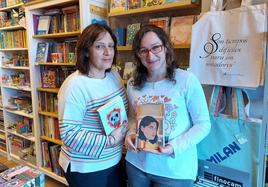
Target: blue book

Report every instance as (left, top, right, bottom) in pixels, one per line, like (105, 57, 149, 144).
(114, 27, 126, 46)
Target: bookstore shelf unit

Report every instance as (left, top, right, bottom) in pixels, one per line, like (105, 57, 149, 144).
(0, 0, 38, 170)
(24, 0, 108, 184)
(108, 0, 201, 78)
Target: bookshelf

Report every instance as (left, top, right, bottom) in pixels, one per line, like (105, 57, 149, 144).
(23, 0, 108, 184)
(0, 0, 38, 169)
(108, 0, 201, 80)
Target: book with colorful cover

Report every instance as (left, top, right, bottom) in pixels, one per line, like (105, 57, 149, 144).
(142, 0, 164, 7)
(110, 0, 127, 13)
(149, 17, 170, 35)
(35, 42, 49, 63)
(126, 23, 141, 46)
(97, 96, 128, 135)
(135, 104, 165, 151)
(128, 0, 141, 9)
(37, 15, 51, 35)
(170, 15, 195, 45)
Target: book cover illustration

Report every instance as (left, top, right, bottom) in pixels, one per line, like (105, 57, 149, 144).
(97, 96, 128, 135)
(142, 0, 164, 7)
(110, 0, 127, 13)
(149, 17, 170, 35)
(128, 0, 141, 9)
(170, 15, 195, 45)
(126, 23, 141, 46)
(37, 15, 51, 35)
(35, 42, 49, 63)
(135, 103, 165, 151)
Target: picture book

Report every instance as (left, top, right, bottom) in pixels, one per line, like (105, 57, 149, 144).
(149, 17, 170, 35)
(128, 0, 141, 9)
(126, 23, 141, 46)
(114, 27, 126, 46)
(37, 15, 51, 35)
(35, 42, 49, 63)
(135, 103, 165, 151)
(110, 0, 126, 13)
(142, 0, 164, 7)
(170, 15, 195, 45)
(123, 61, 135, 80)
(97, 96, 128, 135)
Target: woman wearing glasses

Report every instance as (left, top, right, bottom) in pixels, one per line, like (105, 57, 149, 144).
(125, 24, 211, 187)
(58, 24, 128, 187)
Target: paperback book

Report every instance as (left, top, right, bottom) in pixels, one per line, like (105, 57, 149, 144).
(97, 96, 128, 135)
(135, 103, 165, 151)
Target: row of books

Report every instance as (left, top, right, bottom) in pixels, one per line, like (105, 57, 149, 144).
(40, 116, 60, 140)
(33, 5, 80, 35)
(115, 15, 196, 46)
(40, 66, 75, 88)
(38, 92, 58, 114)
(110, 0, 177, 13)
(41, 141, 63, 176)
(0, 30, 27, 49)
(0, 0, 22, 8)
(35, 40, 77, 64)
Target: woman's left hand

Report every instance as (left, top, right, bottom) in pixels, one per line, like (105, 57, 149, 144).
(142, 144, 174, 156)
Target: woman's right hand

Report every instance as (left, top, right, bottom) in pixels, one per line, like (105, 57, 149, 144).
(107, 123, 128, 148)
(125, 134, 136, 152)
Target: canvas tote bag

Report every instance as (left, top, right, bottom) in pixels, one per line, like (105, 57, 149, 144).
(197, 86, 262, 187)
(189, 0, 267, 88)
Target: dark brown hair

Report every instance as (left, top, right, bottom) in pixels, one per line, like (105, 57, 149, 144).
(76, 24, 117, 75)
(132, 24, 177, 89)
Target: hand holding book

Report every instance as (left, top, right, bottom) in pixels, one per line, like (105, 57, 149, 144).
(106, 121, 128, 148)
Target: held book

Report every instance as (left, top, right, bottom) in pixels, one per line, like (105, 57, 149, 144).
(135, 103, 165, 151)
(97, 96, 128, 135)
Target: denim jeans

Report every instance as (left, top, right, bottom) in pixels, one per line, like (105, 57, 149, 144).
(126, 161, 194, 187)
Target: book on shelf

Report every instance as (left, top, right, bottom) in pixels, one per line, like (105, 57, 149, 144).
(135, 103, 165, 151)
(142, 0, 164, 7)
(123, 61, 135, 80)
(37, 15, 51, 35)
(149, 17, 170, 35)
(126, 23, 141, 46)
(170, 15, 195, 45)
(97, 96, 128, 135)
(114, 27, 126, 46)
(40, 67, 57, 88)
(128, 0, 141, 9)
(35, 42, 49, 63)
(110, 0, 126, 13)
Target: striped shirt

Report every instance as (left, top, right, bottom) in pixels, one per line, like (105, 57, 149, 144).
(58, 70, 128, 173)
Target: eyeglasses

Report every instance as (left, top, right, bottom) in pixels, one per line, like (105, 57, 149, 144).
(138, 45, 163, 57)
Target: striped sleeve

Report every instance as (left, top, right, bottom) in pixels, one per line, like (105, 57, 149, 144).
(59, 100, 107, 159)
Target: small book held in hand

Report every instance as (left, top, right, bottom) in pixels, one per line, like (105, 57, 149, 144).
(97, 96, 128, 135)
(135, 103, 165, 151)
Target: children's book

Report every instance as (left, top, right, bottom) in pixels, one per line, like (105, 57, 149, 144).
(37, 15, 51, 35)
(126, 23, 141, 46)
(123, 61, 135, 80)
(97, 96, 128, 135)
(128, 0, 141, 9)
(35, 42, 49, 63)
(149, 17, 170, 35)
(135, 103, 165, 151)
(170, 15, 195, 45)
(110, 0, 126, 13)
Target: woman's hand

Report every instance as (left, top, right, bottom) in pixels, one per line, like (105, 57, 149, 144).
(107, 123, 129, 148)
(143, 144, 174, 156)
(125, 134, 137, 151)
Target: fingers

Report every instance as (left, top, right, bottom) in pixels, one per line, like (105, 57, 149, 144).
(125, 135, 136, 151)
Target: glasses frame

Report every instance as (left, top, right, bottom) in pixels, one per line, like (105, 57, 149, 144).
(137, 44, 164, 58)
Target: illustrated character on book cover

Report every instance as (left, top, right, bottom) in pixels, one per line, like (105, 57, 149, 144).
(107, 108, 122, 128)
(138, 116, 159, 150)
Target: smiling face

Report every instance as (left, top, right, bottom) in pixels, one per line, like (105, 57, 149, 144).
(88, 31, 115, 76)
(141, 121, 157, 140)
(138, 31, 167, 75)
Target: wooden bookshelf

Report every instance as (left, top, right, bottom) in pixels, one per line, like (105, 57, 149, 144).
(37, 87, 60, 93)
(39, 167, 67, 185)
(4, 109, 33, 119)
(1, 66, 30, 70)
(40, 136, 63, 145)
(108, 0, 198, 17)
(7, 130, 35, 142)
(0, 3, 24, 11)
(36, 62, 76, 66)
(32, 31, 80, 39)
(0, 48, 28, 51)
(0, 25, 25, 31)
(2, 85, 31, 92)
(38, 111, 58, 118)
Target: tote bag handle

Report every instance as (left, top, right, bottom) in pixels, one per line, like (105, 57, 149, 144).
(210, 86, 247, 120)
